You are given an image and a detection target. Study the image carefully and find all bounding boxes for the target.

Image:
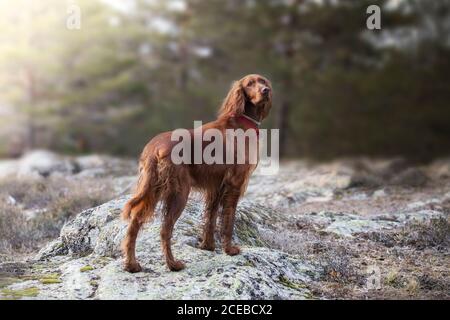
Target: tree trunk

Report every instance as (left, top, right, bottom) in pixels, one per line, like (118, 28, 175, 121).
(276, 99, 290, 157)
(24, 67, 37, 151)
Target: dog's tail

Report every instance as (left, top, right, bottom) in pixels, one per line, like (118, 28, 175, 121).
(122, 157, 160, 223)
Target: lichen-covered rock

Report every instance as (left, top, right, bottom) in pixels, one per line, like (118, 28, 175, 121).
(0, 150, 78, 179)
(1, 159, 448, 300)
(1, 194, 318, 300)
(0, 150, 137, 180)
(298, 210, 445, 238)
(246, 162, 345, 208)
(17, 150, 79, 179)
(42, 195, 280, 259)
(74, 155, 136, 178)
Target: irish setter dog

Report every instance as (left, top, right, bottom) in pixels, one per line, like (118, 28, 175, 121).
(121, 74, 272, 272)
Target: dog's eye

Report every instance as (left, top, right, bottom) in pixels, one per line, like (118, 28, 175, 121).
(246, 81, 254, 87)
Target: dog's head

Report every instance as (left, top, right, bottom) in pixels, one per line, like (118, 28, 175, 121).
(219, 74, 272, 121)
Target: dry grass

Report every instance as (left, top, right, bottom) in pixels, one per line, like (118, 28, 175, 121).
(400, 217, 450, 249)
(261, 221, 363, 287)
(364, 217, 450, 250)
(0, 177, 116, 255)
(261, 216, 449, 299)
(317, 247, 362, 285)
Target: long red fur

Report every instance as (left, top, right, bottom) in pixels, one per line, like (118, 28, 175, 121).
(121, 74, 272, 272)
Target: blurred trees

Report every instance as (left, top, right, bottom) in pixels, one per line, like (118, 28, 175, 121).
(0, 0, 148, 154)
(0, 0, 449, 160)
(0, 0, 68, 152)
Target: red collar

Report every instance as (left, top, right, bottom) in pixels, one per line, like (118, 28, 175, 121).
(234, 114, 260, 136)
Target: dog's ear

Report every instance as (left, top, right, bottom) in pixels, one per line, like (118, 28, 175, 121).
(218, 80, 245, 119)
(260, 80, 273, 120)
(261, 91, 272, 120)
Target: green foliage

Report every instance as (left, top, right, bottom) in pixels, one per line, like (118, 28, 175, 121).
(0, 0, 448, 159)
(80, 265, 94, 272)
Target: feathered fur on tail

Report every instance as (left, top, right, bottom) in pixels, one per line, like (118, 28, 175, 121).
(122, 157, 159, 223)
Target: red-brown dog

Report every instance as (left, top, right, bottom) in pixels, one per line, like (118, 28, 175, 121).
(122, 74, 272, 272)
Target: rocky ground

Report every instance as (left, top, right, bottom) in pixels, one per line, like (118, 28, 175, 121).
(0, 152, 448, 299)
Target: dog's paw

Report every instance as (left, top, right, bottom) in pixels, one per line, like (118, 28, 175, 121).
(124, 261, 142, 273)
(168, 260, 185, 272)
(199, 241, 215, 251)
(224, 245, 241, 256)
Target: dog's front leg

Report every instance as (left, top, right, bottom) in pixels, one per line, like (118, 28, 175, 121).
(220, 189, 241, 256)
(200, 191, 221, 251)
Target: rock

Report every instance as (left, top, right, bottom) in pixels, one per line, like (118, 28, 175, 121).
(443, 192, 450, 202)
(1, 158, 448, 300)
(0, 160, 19, 179)
(23, 208, 47, 221)
(245, 161, 341, 208)
(372, 189, 386, 198)
(377, 158, 411, 180)
(348, 192, 368, 201)
(7, 195, 17, 205)
(390, 168, 428, 187)
(73, 168, 107, 179)
(346, 158, 429, 189)
(348, 172, 382, 189)
(0, 151, 137, 181)
(427, 158, 450, 179)
(324, 216, 398, 237)
(35, 240, 68, 261)
(75, 155, 109, 171)
(300, 210, 445, 238)
(406, 199, 440, 210)
(109, 176, 138, 195)
(74, 155, 136, 178)
(2, 195, 318, 300)
(17, 150, 78, 179)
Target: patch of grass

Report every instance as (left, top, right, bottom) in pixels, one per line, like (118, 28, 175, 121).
(278, 275, 307, 290)
(361, 231, 397, 248)
(365, 217, 450, 250)
(417, 274, 449, 292)
(0, 276, 21, 289)
(384, 269, 402, 288)
(400, 217, 450, 249)
(0, 176, 116, 254)
(39, 278, 62, 285)
(317, 247, 361, 285)
(1, 287, 39, 299)
(38, 273, 61, 285)
(259, 220, 325, 257)
(18, 272, 60, 281)
(89, 280, 99, 287)
(0, 203, 28, 253)
(80, 265, 94, 272)
(406, 278, 420, 294)
(235, 214, 267, 246)
(242, 260, 255, 268)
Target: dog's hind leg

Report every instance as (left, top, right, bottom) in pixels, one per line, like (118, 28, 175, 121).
(160, 168, 190, 271)
(122, 158, 160, 273)
(122, 216, 144, 272)
(161, 191, 189, 271)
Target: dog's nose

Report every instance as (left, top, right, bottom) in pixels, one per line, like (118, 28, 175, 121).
(262, 87, 270, 95)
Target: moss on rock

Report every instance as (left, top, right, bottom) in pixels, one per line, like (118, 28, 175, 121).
(1, 287, 39, 299)
(80, 265, 95, 272)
